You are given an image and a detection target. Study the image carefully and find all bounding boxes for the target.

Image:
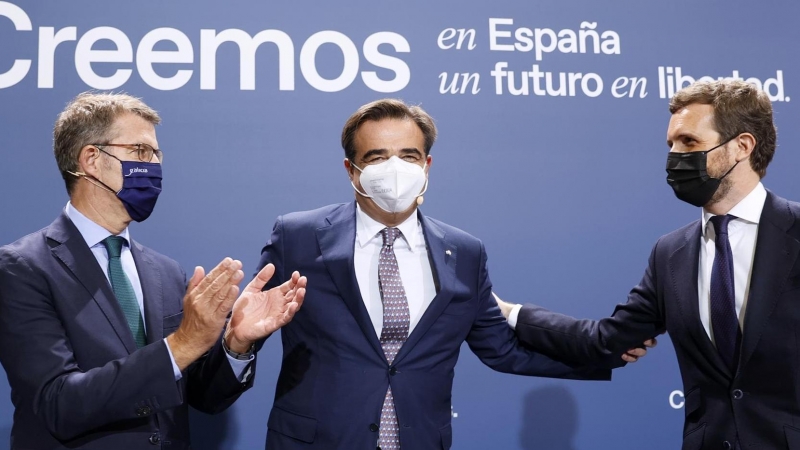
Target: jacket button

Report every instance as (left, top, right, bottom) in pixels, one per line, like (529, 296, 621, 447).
(369, 423, 379, 432)
(389, 367, 398, 376)
(148, 433, 160, 445)
(722, 441, 732, 449)
(732, 389, 743, 400)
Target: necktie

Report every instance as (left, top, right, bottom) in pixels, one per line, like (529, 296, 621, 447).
(102, 236, 147, 348)
(709, 214, 742, 373)
(377, 227, 410, 450)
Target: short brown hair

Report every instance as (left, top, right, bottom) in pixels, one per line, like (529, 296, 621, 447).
(54, 92, 161, 194)
(669, 80, 777, 178)
(341, 99, 437, 161)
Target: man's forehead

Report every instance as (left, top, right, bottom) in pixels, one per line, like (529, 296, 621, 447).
(354, 118, 424, 150)
(668, 104, 717, 135)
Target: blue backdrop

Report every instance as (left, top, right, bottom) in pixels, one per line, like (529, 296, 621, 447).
(1, 1, 798, 448)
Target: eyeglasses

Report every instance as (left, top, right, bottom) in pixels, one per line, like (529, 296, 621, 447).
(92, 143, 163, 162)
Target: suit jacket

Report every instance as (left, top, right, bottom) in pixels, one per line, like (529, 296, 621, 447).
(255, 202, 611, 450)
(0, 213, 254, 450)
(514, 191, 800, 450)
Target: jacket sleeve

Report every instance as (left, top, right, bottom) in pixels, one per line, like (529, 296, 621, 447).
(0, 247, 184, 441)
(514, 240, 667, 367)
(255, 215, 286, 291)
(466, 243, 615, 379)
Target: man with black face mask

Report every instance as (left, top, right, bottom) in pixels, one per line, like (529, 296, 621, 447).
(495, 79, 800, 449)
(0, 92, 307, 450)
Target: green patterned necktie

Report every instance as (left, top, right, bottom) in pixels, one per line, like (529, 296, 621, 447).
(102, 236, 147, 348)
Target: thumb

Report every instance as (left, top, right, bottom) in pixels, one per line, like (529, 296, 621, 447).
(187, 266, 205, 293)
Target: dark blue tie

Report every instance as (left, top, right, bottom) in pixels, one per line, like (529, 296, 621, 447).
(709, 214, 742, 373)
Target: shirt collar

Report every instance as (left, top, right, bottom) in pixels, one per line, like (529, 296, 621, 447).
(355, 203, 421, 252)
(701, 182, 767, 236)
(65, 202, 131, 249)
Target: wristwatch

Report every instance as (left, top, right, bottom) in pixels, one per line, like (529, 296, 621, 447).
(222, 336, 255, 360)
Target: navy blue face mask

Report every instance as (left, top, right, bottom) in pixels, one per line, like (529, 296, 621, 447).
(69, 152, 163, 222)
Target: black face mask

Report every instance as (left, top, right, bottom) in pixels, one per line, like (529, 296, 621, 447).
(665, 136, 740, 207)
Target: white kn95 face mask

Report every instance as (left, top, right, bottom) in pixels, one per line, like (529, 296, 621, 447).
(350, 156, 429, 213)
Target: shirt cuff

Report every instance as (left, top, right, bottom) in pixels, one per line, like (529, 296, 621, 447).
(508, 304, 523, 330)
(226, 353, 254, 382)
(164, 338, 183, 381)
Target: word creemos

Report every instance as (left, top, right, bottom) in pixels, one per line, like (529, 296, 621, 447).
(0, 1, 410, 92)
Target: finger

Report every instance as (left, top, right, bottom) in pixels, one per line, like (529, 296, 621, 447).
(195, 257, 234, 296)
(217, 284, 240, 315)
(644, 338, 658, 348)
(293, 287, 306, 309)
(279, 271, 302, 295)
(622, 354, 638, 363)
(244, 264, 276, 294)
(626, 348, 647, 357)
(187, 266, 205, 293)
(201, 259, 243, 301)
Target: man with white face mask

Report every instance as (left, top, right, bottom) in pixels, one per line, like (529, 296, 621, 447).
(253, 99, 649, 450)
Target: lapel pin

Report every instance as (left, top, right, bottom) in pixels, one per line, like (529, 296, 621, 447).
(445, 250, 452, 256)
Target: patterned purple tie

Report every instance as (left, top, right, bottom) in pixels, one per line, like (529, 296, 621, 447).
(709, 214, 742, 373)
(377, 227, 410, 450)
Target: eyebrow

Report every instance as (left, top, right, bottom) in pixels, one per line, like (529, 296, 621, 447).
(400, 148, 423, 157)
(666, 132, 700, 147)
(361, 148, 423, 160)
(362, 149, 389, 160)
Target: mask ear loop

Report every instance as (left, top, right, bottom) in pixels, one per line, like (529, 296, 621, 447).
(66, 170, 119, 194)
(349, 161, 374, 199)
(711, 135, 743, 182)
(415, 176, 429, 206)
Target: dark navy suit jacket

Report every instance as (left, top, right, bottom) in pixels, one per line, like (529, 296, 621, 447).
(256, 202, 612, 450)
(514, 191, 800, 450)
(0, 213, 254, 449)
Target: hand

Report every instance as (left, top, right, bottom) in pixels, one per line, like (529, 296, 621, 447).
(224, 264, 307, 353)
(622, 337, 658, 363)
(167, 258, 244, 371)
(492, 292, 517, 320)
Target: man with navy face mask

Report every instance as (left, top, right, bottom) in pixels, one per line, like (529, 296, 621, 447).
(253, 99, 650, 450)
(496, 80, 800, 449)
(0, 92, 307, 450)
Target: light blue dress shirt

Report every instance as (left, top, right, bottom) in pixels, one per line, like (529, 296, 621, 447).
(65, 203, 252, 382)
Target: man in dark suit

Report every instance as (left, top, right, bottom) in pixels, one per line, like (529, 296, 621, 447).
(0, 92, 306, 450)
(495, 79, 799, 449)
(254, 99, 649, 450)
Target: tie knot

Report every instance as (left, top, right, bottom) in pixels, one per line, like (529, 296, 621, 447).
(709, 214, 737, 236)
(380, 227, 401, 247)
(102, 235, 127, 258)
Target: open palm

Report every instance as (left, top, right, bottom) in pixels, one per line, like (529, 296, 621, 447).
(227, 264, 307, 349)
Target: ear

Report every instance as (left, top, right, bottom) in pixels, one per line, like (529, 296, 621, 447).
(425, 155, 433, 171)
(734, 133, 756, 162)
(343, 158, 355, 181)
(78, 145, 103, 178)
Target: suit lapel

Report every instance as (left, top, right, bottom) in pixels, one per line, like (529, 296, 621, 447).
(668, 221, 732, 380)
(47, 213, 138, 354)
(131, 241, 164, 344)
(316, 202, 385, 361)
(739, 192, 800, 368)
(393, 213, 456, 366)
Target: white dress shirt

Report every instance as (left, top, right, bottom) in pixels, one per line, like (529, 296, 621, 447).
(65, 203, 251, 381)
(698, 182, 766, 342)
(354, 204, 437, 337)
